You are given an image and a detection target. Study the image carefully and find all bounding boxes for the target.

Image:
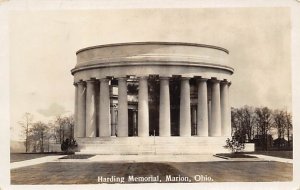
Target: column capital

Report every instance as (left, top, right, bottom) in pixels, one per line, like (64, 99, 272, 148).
(117, 76, 128, 80)
(196, 77, 208, 82)
(220, 80, 232, 86)
(180, 76, 191, 80)
(210, 78, 221, 83)
(77, 80, 86, 85)
(99, 78, 110, 82)
(86, 79, 97, 83)
(137, 76, 148, 80)
(220, 80, 229, 85)
(159, 74, 172, 79)
(159, 76, 171, 80)
(181, 74, 193, 79)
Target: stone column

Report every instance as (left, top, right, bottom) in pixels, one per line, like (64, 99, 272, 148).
(138, 76, 149, 137)
(118, 77, 128, 137)
(85, 80, 97, 137)
(74, 83, 78, 138)
(111, 106, 116, 136)
(179, 77, 191, 136)
(77, 81, 86, 137)
(210, 79, 221, 136)
(159, 77, 171, 136)
(99, 78, 111, 137)
(197, 78, 209, 136)
(221, 81, 231, 137)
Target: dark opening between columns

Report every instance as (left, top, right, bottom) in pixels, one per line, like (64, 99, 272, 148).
(148, 75, 160, 136)
(170, 76, 180, 136)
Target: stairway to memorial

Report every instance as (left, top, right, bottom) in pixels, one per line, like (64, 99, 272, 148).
(75, 137, 232, 155)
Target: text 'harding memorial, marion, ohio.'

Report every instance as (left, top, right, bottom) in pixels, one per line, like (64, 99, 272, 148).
(71, 41, 254, 155)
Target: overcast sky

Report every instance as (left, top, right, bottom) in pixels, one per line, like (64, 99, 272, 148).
(10, 8, 291, 140)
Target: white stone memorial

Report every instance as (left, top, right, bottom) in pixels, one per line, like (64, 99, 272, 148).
(71, 42, 242, 154)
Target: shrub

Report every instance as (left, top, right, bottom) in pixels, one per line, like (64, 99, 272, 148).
(61, 138, 78, 153)
(224, 137, 245, 153)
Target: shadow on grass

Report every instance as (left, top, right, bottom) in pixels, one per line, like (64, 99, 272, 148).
(215, 153, 257, 158)
(59, 154, 95, 159)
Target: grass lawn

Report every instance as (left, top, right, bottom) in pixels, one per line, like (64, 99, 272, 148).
(169, 161, 292, 182)
(11, 161, 292, 184)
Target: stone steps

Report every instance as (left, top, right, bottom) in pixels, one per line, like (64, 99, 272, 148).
(76, 137, 233, 155)
(77, 137, 229, 142)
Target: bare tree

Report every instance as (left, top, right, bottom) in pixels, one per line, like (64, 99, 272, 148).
(54, 115, 74, 143)
(272, 110, 287, 149)
(255, 107, 273, 150)
(55, 116, 65, 143)
(231, 107, 239, 137)
(231, 106, 256, 143)
(47, 121, 58, 144)
(28, 121, 49, 153)
(232, 106, 293, 150)
(285, 111, 293, 148)
(231, 108, 245, 141)
(64, 115, 74, 140)
(18, 113, 33, 153)
(273, 110, 286, 139)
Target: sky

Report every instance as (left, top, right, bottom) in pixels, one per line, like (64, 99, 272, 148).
(9, 8, 291, 140)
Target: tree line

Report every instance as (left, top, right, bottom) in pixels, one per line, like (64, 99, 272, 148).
(231, 106, 292, 151)
(18, 113, 74, 153)
(18, 105, 292, 153)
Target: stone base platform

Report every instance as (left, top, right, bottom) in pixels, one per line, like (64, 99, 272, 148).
(75, 137, 255, 155)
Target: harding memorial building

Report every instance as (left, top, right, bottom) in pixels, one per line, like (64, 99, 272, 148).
(71, 42, 234, 154)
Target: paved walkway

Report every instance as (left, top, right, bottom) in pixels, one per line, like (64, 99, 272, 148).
(11, 155, 65, 169)
(11, 154, 293, 169)
(59, 154, 225, 163)
(246, 154, 293, 164)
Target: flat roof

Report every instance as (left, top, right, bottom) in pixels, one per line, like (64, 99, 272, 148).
(76, 41, 229, 55)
